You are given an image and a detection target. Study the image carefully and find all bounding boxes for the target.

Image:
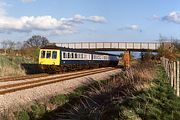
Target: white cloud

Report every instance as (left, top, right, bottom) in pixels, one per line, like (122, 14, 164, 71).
(118, 24, 142, 32)
(0, 2, 107, 35)
(61, 14, 107, 23)
(162, 11, 180, 24)
(87, 16, 107, 23)
(153, 11, 180, 24)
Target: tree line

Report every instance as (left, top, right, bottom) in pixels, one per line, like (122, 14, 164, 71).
(0, 35, 49, 61)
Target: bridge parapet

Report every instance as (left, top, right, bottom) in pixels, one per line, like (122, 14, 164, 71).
(56, 42, 161, 51)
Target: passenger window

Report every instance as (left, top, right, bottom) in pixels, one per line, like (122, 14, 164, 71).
(75, 53, 77, 58)
(41, 51, 45, 58)
(65, 53, 68, 58)
(72, 53, 74, 58)
(81, 54, 83, 58)
(52, 51, 57, 59)
(46, 51, 51, 58)
(63, 52, 66, 58)
(84, 54, 87, 59)
(68, 53, 70, 58)
(77, 54, 80, 58)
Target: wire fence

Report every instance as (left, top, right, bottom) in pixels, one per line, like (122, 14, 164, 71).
(161, 57, 180, 96)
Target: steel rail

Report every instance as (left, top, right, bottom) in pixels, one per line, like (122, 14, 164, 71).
(0, 74, 49, 82)
(0, 67, 118, 95)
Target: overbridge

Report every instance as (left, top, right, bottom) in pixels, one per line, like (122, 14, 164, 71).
(55, 42, 173, 68)
(56, 42, 161, 52)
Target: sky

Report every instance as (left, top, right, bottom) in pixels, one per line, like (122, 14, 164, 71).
(0, 0, 180, 43)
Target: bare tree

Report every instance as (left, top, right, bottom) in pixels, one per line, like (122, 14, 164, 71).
(7, 40, 16, 50)
(1, 40, 16, 54)
(1, 40, 8, 54)
(23, 35, 49, 48)
(15, 41, 23, 50)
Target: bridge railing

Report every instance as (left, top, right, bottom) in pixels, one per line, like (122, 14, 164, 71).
(56, 42, 161, 50)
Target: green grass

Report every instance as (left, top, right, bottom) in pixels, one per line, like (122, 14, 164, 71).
(15, 111, 30, 120)
(50, 94, 68, 105)
(120, 65, 180, 120)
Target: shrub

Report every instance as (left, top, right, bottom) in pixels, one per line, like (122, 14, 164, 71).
(29, 104, 46, 120)
(50, 95, 68, 105)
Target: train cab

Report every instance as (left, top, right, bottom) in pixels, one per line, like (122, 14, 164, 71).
(39, 49, 60, 65)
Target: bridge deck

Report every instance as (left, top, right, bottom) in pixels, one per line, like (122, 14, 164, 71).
(56, 42, 161, 51)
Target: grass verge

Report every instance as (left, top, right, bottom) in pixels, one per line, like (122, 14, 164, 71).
(120, 65, 180, 120)
(14, 63, 180, 120)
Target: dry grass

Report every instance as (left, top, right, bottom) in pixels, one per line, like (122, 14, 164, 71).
(0, 55, 32, 77)
(0, 65, 25, 77)
(55, 62, 155, 120)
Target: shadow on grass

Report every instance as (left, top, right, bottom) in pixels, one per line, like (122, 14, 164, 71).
(39, 75, 140, 120)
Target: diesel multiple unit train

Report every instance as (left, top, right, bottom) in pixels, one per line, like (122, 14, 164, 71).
(39, 46, 119, 73)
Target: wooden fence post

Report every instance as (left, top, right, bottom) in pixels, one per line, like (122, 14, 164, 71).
(170, 62, 174, 87)
(173, 62, 177, 92)
(177, 61, 179, 96)
(161, 57, 180, 97)
(166, 59, 169, 77)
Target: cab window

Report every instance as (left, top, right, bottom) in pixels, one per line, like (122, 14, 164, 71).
(46, 51, 51, 58)
(52, 51, 57, 59)
(41, 51, 45, 58)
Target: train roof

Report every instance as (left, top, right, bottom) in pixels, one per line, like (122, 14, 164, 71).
(41, 45, 119, 57)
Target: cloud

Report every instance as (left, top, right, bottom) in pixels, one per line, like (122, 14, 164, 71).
(118, 24, 142, 32)
(0, 15, 106, 35)
(21, 0, 36, 3)
(152, 14, 161, 20)
(61, 14, 107, 23)
(162, 11, 180, 24)
(153, 11, 180, 24)
(0, 2, 107, 35)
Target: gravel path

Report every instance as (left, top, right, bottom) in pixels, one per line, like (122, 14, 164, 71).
(0, 69, 121, 114)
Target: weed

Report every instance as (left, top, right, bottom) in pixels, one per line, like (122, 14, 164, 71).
(50, 94, 68, 105)
(15, 111, 30, 120)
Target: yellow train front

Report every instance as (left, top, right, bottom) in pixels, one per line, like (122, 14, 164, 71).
(39, 46, 119, 73)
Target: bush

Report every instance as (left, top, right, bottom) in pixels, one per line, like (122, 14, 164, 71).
(29, 104, 46, 120)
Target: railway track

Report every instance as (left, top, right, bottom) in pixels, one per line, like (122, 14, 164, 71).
(0, 74, 49, 82)
(0, 67, 118, 95)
